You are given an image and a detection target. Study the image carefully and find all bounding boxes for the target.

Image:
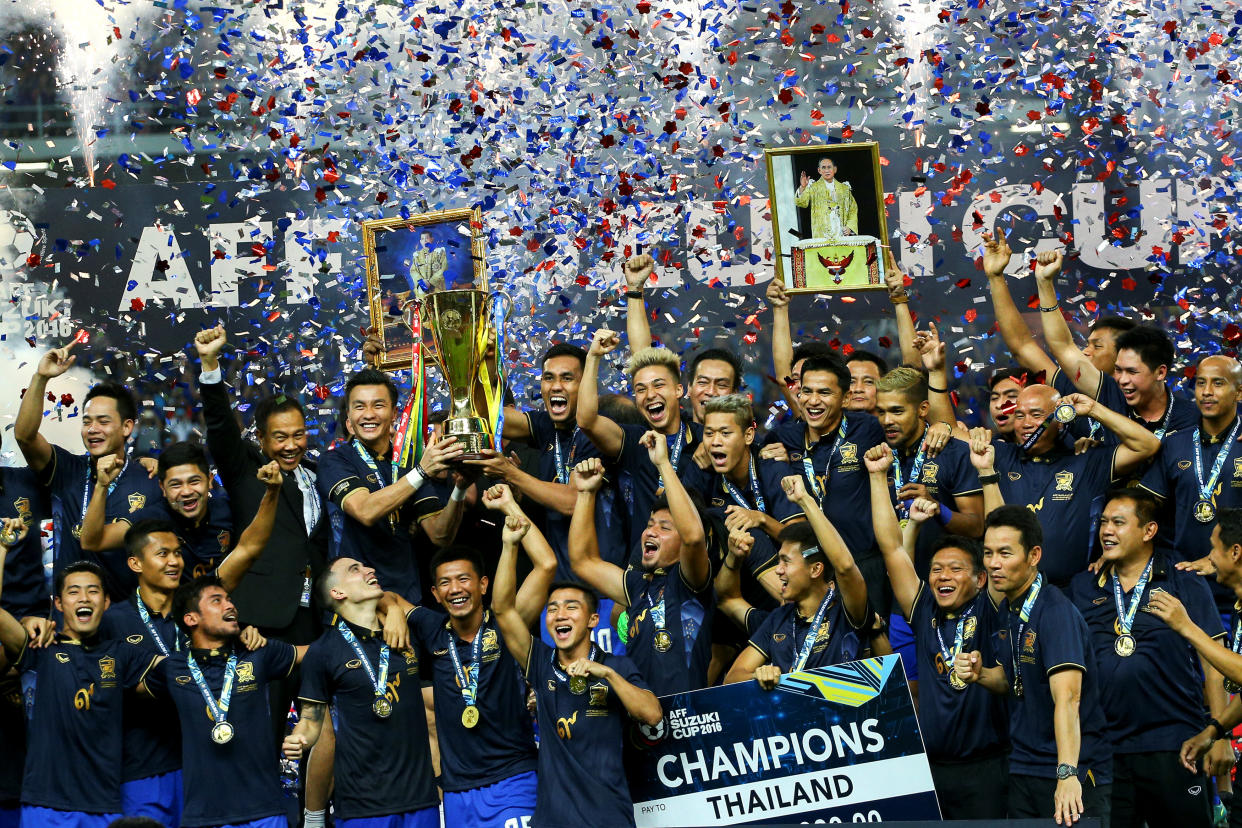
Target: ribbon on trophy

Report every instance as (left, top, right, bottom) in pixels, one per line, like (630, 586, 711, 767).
(393, 303, 427, 470)
(477, 292, 510, 451)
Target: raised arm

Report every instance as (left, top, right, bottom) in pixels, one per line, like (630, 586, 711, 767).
(480, 484, 558, 628)
(1061, 393, 1160, 476)
(766, 280, 798, 415)
(218, 461, 282, 592)
(1033, 250, 1103, 398)
(983, 233, 1056, 377)
(914, 323, 967, 438)
(565, 459, 626, 604)
(967, 428, 1005, 515)
(464, 448, 577, 517)
(195, 325, 248, 486)
(577, 329, 626, 459)
(624, 253, 654, 352)
(642, 429, 710, 589)
(0, 520, 32, 659)
(16, 343, 79, 473)
(715, 530, 755, 631)
(884, 249, 921, 368)
(864, 445, 921, 618)
(79, 455, 128, 552)
(781, 475, 867, 624)
(493, 514, 535, 670)
(345, 437, 464, 527)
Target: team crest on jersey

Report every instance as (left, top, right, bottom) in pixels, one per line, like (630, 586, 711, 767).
(482, 628, 499, 653)
(1055, 472, 1074, 492)
(98, 656, 116, 680)
(216, 530, 231, 551)
(55, 652, 70, 664)
(922, 462, 939, 484)
(127, 493, 146, 513)
(1235, 459, 1242, 478)
(588, 681, 609, 709)
(345, 659, 362, 670)
(13, 497, 31, 524)
(1023, 630, 1037, 651)
(127, 634, 144, 645)
(961, 616, 976, 641)
(236, 661, 256, 683)
(839, 443, 858, 464)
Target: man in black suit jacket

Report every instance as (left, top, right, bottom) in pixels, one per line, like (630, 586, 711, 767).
(193, 325, 328, 643)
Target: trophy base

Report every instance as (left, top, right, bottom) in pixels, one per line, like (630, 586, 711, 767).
(444, 417, 492, 461)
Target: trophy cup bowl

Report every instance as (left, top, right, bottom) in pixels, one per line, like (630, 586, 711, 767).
(418, 289, 511, 461)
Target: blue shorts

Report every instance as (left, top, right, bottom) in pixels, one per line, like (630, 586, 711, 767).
(122, 769, 183, 828)
(339, 807, 439, 828)
(211, 817, 287, 828)
(19, 806, 119, 828)
(443, 771, 537, 828)
(889, 613, 918, 681)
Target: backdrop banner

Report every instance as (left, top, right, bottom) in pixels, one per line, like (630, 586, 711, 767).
(629, 655, 940, 826)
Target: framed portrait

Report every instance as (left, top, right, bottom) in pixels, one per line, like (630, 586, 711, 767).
(363, 207, 486, 370)
(764, 142, 889, 293)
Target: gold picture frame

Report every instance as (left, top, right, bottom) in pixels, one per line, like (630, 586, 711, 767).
(362, 207, 487, 371)
(764, 141, 889, 293)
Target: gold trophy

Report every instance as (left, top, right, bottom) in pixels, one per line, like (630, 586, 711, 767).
(418, 289, 512, 460)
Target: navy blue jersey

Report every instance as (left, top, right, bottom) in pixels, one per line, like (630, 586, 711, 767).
(888, 436, 982, 576)
(622, 562, 714, 695)
(525, 411, 627, 577)
(992, 442, 1117, 585)
(1052, 368, 1129, 444)
(764, 413, 885, 564)
(41, 446, 163, 599)
(318, 441, 441, 602)
(524, 639, 646, 828)
(0, 466, 49, 619)
(98, 596, 183, 782)
(0, 670, 23, 806)
(146, 641, 296, 828)
(908, 585, 1007, 761)
(1069, 555, 1222, 753)
(747, 590, 871, 671)
(407, 608, 537, 792)
(994, 581, 1112, 781)
(299, 620, 437, 819)
(612, 421, 704, 554)
(1140, 421, 1242, 562)
(14, 636, 157, 814)
(137, 494, 234, 579)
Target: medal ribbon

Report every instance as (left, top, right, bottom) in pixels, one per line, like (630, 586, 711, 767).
(393, 305, 427, 468)
(1111, 556, 1154, 637)
(552, 427, 580, 485)
(645, 579, 667, 631)
(934, 605, 975, 670)
(1009, 573, 1043, 689)
(477, 295, 508, 451)
(722, 454, 767, 513)
(1020, 411, 1060, 453)
(135, 590, 180, 655)
(792, 586, 836, 671)
(337, 621, 391, 702)
(292, 465, 321, 532)
(1193, 417, 1242, 505)
(803, 418, 848, 503)
(1151, 395, 1176, 441)
(352, 438, 397, 488)
(893, 432, 928, 519)
(550, 643, 597, 684)
(657, 423, 687, 491)
(1231, 614, 1242, 657)
(445, 616, 486, 709)
(186, 650, 237, 727)
(81, 452, 130, 520)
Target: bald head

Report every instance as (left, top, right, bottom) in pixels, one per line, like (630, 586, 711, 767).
(1195, 355, 1242, 424)
(1013, 383, 1059, 452)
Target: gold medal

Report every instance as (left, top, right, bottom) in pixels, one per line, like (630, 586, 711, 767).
(211, 721, 234, 745)
(653, 629, 672, 653)
(1227, 679, 1241, 695)
(948, 672, 967, 691)
(372, 697, 393, 719)
(569, 676, 587, 695)
(1194, 499, 1216, 524)
(1053, 402, 1077, 424)
(461, 704, 480, 729)
(1114, 634, 1136, 658)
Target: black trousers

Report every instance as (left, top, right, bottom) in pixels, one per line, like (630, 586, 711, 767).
(930, 753, 1008, 820)
(1009, 772, 1112, 828)
(1111, 750, 1211, 828)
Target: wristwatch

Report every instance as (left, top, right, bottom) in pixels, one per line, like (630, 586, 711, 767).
(1056, 763, 1078, 780)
